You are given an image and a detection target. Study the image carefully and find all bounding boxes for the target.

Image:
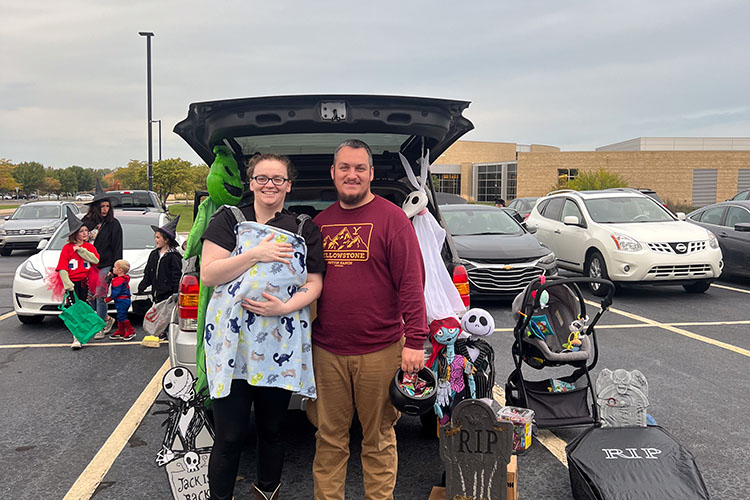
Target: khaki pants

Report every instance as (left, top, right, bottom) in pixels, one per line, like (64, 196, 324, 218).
(307, 340, 403, 500)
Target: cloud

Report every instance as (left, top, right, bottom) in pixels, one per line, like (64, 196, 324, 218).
(1, 0, 749, 168)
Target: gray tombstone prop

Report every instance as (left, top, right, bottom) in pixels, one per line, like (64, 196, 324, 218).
(439, 398, 514, 500)
(596, 368, 650, 427)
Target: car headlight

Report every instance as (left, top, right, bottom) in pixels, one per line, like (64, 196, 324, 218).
(707, 230, 719, 249)
(537, 252, 556, 265)
(40, 226, 55, 234)
(0, 229, 6, 236)
(611, 233, 642, 252)
(19, 260, 43, 280)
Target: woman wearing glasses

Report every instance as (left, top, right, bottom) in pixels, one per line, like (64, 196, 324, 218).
(200, 153, 325, 500)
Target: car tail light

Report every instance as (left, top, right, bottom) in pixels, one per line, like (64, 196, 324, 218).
(452, 265, 470, 307)
(178, 274, 200, 331)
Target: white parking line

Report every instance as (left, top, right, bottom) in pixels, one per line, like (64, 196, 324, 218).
(0, 341, 167, 349)
(63, 358, 170, 500)
(711, 283, 750, 294)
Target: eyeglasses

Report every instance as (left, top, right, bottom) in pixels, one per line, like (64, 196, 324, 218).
(252, 175, 289, 186)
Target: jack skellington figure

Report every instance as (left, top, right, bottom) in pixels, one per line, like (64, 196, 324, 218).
(154, 366, 215, 466)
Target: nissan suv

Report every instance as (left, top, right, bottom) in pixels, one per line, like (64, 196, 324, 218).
(166, 95, 474, 407)
(526, 188, 723, 295)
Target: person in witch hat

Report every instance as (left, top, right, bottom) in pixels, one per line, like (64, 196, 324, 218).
(82, 179, 122, 339)
(55, 206, 101, 349)
(137, 215, 183, 339)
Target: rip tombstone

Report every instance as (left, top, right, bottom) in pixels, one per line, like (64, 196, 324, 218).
(438, 399, 514, 500)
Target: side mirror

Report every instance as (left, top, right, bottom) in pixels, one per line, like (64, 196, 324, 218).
(3, 216, 8, 220)
(676, 212, 686, 221)
(563, 215, 580, 226)
(36, 239, 48, 250)
(524, 223, 537, 234)
(735, 223, 750, 233)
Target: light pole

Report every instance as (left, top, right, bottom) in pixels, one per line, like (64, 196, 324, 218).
(139, 31, 154, 191)
(151, 119, 162, 161)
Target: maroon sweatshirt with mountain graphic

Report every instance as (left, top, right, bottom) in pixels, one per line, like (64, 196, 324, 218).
(312, 195, 428, 355)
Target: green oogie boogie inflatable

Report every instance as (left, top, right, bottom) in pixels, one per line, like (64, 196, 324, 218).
(184, 145, 244, 397)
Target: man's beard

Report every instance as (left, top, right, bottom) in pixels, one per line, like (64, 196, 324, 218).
(338, 189, 368, 206)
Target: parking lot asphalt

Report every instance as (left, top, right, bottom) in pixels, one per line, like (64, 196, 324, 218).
(1, 249, 749, 499)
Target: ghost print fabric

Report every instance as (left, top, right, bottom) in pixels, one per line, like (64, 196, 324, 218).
(204, 222, 315, 400)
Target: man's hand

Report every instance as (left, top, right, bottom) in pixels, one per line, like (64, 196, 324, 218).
(401, 346, 425, 373)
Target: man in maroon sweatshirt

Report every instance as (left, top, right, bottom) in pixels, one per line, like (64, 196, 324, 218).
(307, 139, 428, 500)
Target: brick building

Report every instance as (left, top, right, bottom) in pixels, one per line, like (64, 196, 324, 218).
(433, 137, 750, 207)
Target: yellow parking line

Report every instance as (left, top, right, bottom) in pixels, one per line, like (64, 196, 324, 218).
(63, 358, 171, 500)
(585, 300, 750, 358)
(711, 283, 750, 294)
(493, 386, 569, 467)
(0, 311, 17, 322)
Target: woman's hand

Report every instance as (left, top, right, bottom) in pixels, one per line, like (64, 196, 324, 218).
(250, 234, 293, 264)
(241, 292, 289, 317)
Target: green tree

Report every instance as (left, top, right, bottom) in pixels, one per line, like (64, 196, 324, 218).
(0, 159, 19, 193)
(12, 161, 46, 193)
(564, 169, 629, 191)
(114, 160, 148, 190)
(153, 158, 194, 203)
(67, 166, 96, 193)
(42, 176, 62, 196)
(58, 168, 79, 195)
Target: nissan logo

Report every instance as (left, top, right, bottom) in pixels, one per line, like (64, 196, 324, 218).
(675, 243, 687, 253)
(19, 229, 25, 235)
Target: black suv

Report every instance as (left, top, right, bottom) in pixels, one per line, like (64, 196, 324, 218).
(166, 95, 475, 397)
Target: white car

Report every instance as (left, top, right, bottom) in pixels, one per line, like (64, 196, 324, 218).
(525, 188, 723, 295)
(75, 193, 94, 202)
(12, 211, 180, 324)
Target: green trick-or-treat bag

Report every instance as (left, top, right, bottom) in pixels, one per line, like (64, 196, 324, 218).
(58, 292, 106, 345)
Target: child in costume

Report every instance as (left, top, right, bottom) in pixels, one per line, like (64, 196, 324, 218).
(54, 206, 100, 350)
(138, 216, 183, 339)
(106, 259, 135, 341)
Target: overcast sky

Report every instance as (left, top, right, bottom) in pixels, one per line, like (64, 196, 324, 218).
(2, 0, 748, 169)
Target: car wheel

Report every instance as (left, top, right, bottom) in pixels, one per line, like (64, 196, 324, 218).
(585, 251, 611, 297)
(683, 281, 711, 293)
(17, 314, 44, 324)
(0, 248, 12, 256)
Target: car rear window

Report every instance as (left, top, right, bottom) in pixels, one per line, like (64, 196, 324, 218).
(108, 192, 157, 208)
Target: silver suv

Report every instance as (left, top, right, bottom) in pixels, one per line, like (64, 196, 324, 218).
(0, 201, 80, 256)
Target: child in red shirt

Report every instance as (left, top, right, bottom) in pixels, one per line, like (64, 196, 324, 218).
(106, 259, 135, 341)
(56, 208, 100, 350)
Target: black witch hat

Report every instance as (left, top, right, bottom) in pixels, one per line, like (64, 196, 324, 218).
(88, 179, 110, 204)
(151, 215, 180, 242)
(63, 205, 84, 237)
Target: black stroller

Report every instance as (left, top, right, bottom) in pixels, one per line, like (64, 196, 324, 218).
(505, 276, 615, 428)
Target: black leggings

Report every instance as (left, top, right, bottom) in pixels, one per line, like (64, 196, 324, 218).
(208, 380, 292, 499)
